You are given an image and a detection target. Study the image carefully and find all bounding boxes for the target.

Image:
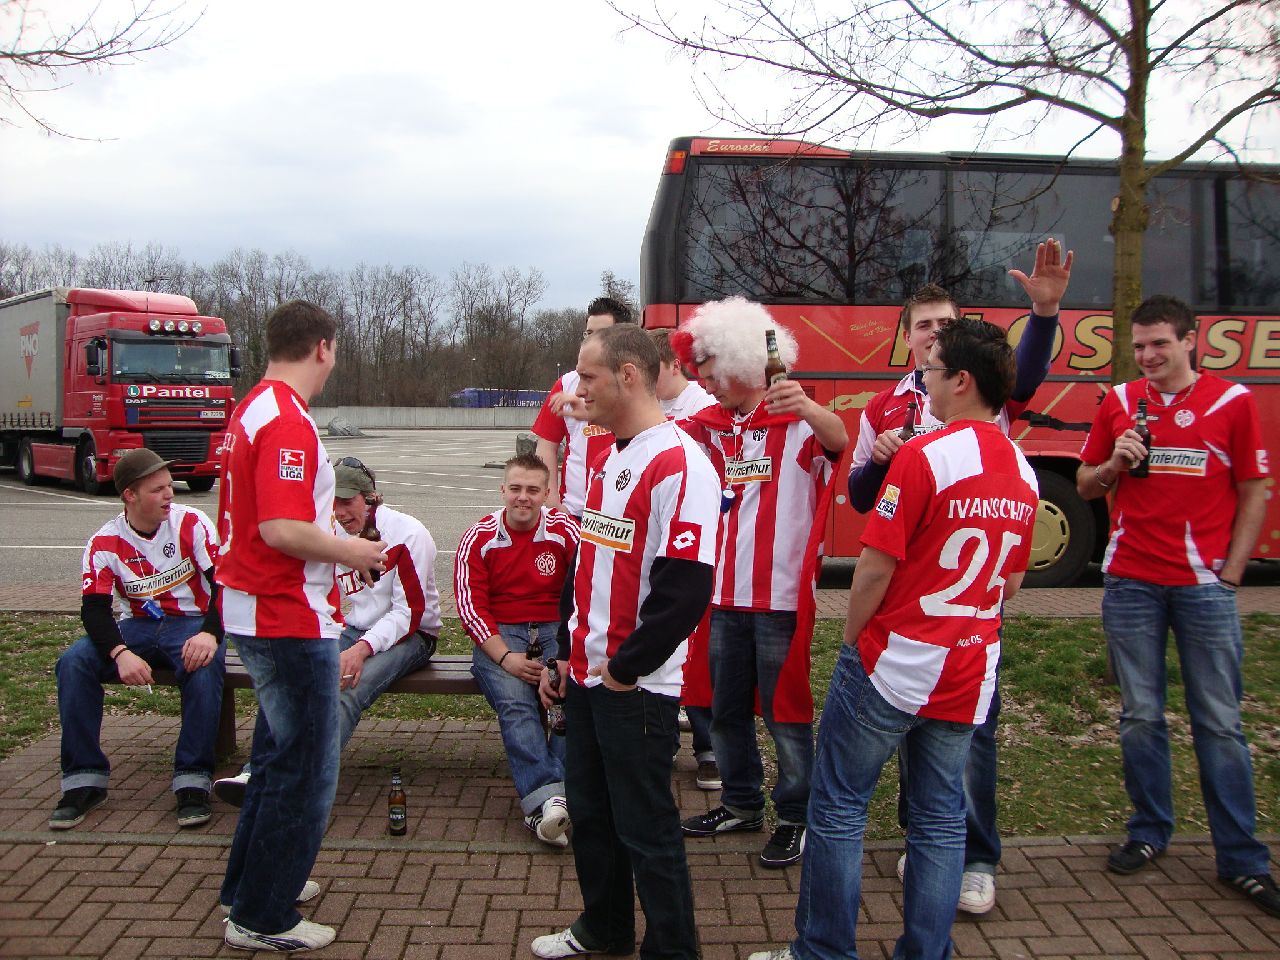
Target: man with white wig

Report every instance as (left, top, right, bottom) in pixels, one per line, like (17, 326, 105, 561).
(672, 297, 847, 869)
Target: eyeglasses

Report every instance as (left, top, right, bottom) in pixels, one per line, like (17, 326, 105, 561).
(918, 363, 954, 375)
(333, 456, 375, 485)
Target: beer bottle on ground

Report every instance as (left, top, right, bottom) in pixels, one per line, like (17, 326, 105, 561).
(765, 329, 787, 385)
(1130, 398, 1152, 478)
(388, 766, 407, 836)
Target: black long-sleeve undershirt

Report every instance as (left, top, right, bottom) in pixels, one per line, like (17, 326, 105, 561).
(555, 550, 713, 687)
(81, 567, 224, 662)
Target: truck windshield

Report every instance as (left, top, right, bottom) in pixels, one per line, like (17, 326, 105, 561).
(111, 339, 232, 383)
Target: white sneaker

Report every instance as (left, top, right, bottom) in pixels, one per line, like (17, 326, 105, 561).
(224, 918, 335, 951)
(747, 948, 797, 960)
(523, 796, 571, 848)
(530, 927, 599, 958)
(213, 769, 251, 808)
(957, 870, 996, 914)
(896, 852, 906, 882)
(221, 880, 321, 914)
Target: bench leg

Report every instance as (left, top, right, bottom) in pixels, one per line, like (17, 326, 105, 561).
(216, 688, 237, 758)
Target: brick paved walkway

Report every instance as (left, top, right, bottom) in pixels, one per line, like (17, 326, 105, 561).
(1, 715, 1276, 959)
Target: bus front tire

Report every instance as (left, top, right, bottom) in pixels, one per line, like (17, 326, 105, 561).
(1023, 469, 1095, 589)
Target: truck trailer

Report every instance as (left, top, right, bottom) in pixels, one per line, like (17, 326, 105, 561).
(0, 287, 239, 494)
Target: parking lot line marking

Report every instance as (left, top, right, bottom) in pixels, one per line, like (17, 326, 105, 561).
(0, 484, 111, 505)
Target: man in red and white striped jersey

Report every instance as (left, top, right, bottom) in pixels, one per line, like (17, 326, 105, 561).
(51, 448, 225, 832)
(531, 324, 719, 960)
(455, 454, 579, 848)
(673, 297, 848, 870)
(532, 297, 634, 517)
(216, 301, 387, 954)
(750, 318, 1039, 960)
(212, 456, 441, 808)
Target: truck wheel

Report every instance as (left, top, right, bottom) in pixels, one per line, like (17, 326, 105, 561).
(17, 439, 40, 485)
(186, 477, 216, 493)
(78, 439, 106, 495)
(1023, 469, 1095, 588)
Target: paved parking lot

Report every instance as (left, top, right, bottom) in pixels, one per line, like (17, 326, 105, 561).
(2, 427, 1277, 618)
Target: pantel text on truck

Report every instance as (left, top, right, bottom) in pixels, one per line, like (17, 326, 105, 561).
(0, 287, 240, 494)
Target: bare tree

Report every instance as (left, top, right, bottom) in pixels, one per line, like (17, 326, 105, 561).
(1, 0, 197, 135)
(613, 0, 1280, 380)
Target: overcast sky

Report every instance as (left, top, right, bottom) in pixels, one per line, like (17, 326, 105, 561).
(4, 0, 1277, 312)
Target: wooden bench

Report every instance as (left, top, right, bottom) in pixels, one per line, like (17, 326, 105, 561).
(139, 650, 482, 756)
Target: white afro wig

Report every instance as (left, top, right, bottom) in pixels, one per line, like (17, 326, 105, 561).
(680, 296, 799, 389)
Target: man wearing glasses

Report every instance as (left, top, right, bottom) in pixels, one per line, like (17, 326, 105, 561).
(844, 241, 1071, 914)
(532, 297, 634, 518)
(750, 318, 1039, 960)
(214, 456, 441, 807)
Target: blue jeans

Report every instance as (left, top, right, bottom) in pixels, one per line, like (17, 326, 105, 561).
(687, 706, 714, 761)
(709, 609, 814, 823)
(220, 634, 340, 935)
(339, 625, 435, 751)
(897, 676, 1001, 873)
(793, 645, 973, 960)
(56, 615, 225, 793)
(565, 682, 698, 960)
(1102, 574, 1271, 877)
(470, 622, 565, 815)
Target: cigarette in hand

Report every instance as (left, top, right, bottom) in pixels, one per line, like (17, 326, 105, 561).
(342, 674, 354, 680)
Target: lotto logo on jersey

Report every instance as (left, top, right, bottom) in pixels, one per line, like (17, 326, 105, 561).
(279, 449, 305, 481)
(876, 484, 901, 520)
(724, 457, 773, 484)
(580, 508, 635, 553)
(1149, 447, 1208, 476)
(1259, 449, 1270, 475)
(82, 574, 94, 592)
(666, 520, 703, 559)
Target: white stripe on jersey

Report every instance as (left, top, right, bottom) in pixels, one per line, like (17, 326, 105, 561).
(921, 427, 984, 493)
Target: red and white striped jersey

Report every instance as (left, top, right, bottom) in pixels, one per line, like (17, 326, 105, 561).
(851, 371, 1028, 471)
(335, 506, 442, 654)
(82, 504, 218, 619)
(532, 372, 615, 516)
(216, 380, 343, 640)
(567, 421, 720, 697)
(681, 415, 834, 611)
(858, 420, 1039, 724)
(1080, 373, 1268, 586)
(661, 380, 717, 421)
(455, 506, 580, 645)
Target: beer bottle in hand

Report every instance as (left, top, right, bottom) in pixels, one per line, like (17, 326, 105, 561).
(360, 518, 382, 583)
(544, 657, 567, 738)
(388, 766, 407, 836)
(525, 624, 544, 663)
(899, 401, 918, 441)
(765, 329, 787, 385)
(1130, 398, 1152, 478)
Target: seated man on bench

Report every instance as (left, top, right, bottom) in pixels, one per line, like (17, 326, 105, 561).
(51, 448, 226, 831)
(215, 457, 441, 805)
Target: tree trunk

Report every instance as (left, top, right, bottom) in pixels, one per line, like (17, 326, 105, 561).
(1109, 0, 1152, 386)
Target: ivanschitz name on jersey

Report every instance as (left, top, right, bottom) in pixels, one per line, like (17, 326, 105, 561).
(579, 509, 636, 553)
(121, 557, 196, 598)
(724, 457, 773, 484)
(946, 496, 1036, 524)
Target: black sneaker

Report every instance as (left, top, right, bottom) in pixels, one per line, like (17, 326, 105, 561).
(759, 823, 806, 868)
(1222, 874, 1280, 918)
(1106, 840, 1164, 875)
(175, 788, 212, 828)
(48, 787, 107, 830)
(681, 805, 764, 837)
